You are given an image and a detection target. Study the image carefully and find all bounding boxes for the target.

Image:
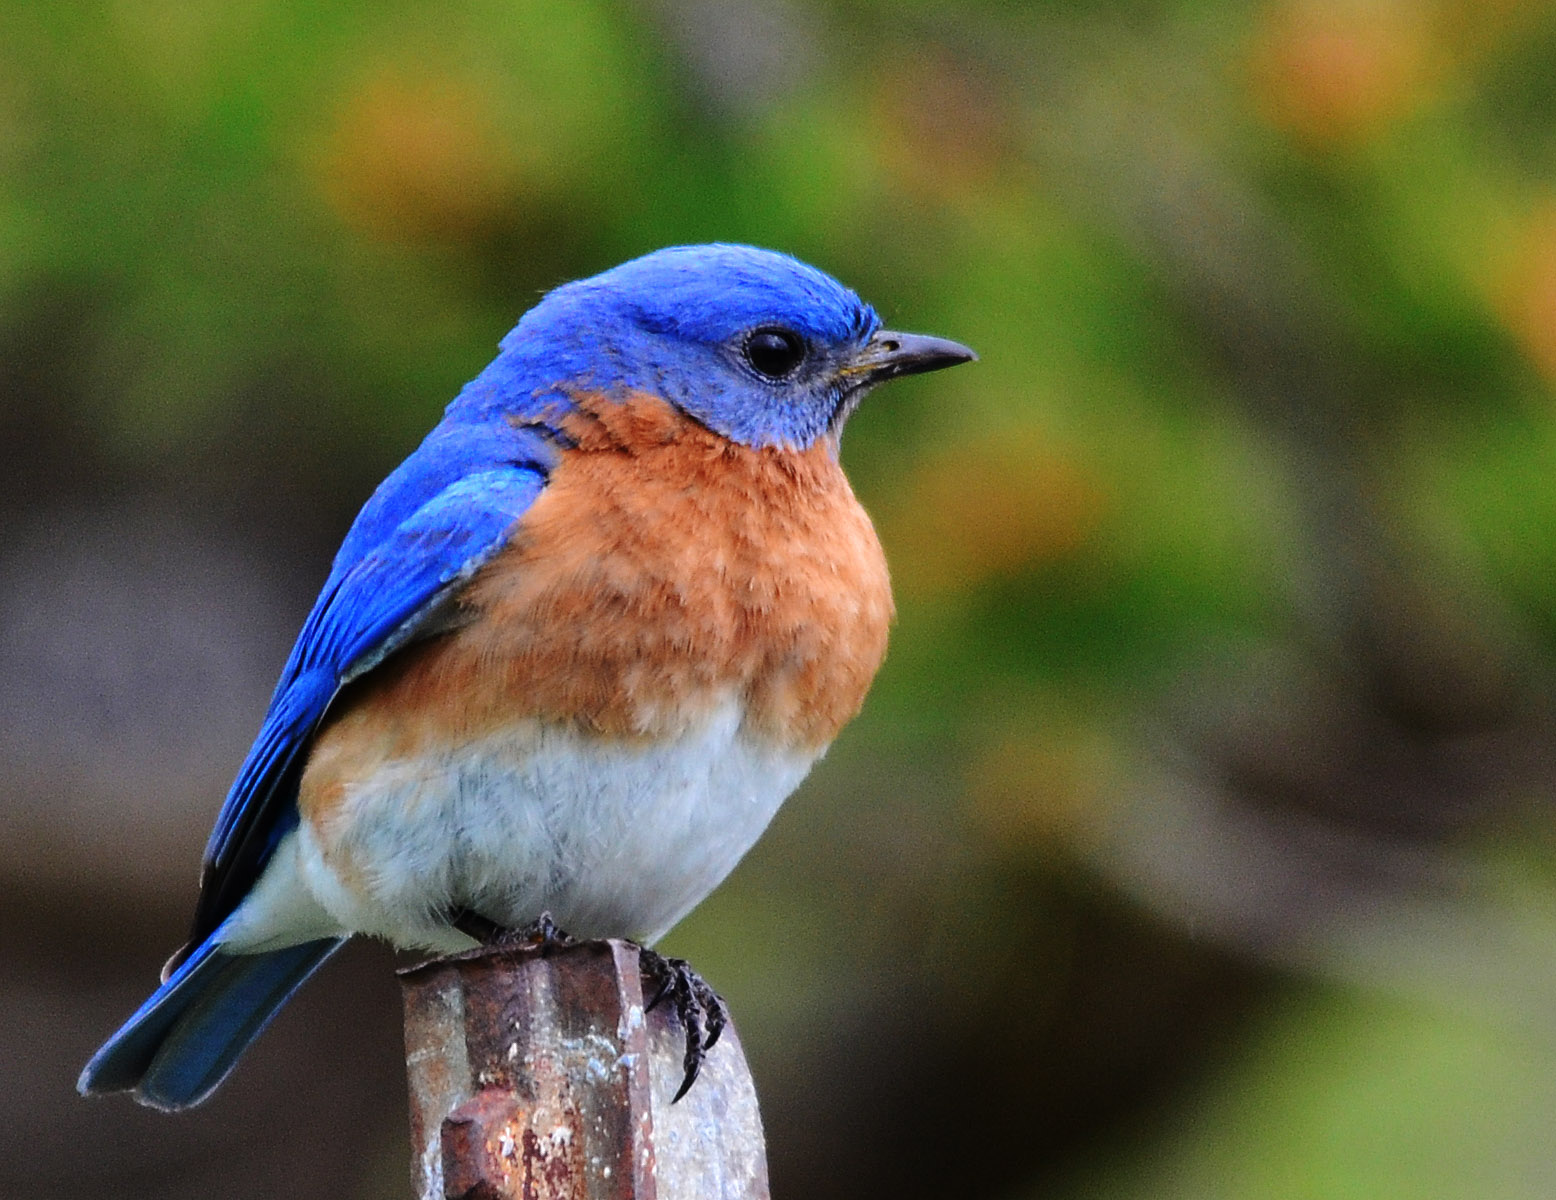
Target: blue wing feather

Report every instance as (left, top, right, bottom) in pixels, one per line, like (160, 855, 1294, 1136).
(78, 928, 344, 1109)
(191, 415, 557, 944)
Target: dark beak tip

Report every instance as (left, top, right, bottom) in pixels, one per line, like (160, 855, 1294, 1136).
(870, 330, 978, 379)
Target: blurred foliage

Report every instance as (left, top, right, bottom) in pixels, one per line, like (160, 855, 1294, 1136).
(1051, 982, 1556, 1200)
(9, 1, 1556, 1198)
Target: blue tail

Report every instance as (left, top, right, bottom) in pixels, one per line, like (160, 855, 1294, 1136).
(78, 932, 344, 1110)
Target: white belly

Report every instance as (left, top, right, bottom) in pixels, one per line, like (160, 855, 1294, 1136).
(219, 698, 818, 955)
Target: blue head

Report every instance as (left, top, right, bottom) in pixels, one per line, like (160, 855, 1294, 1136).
(453, 244, 975, 450)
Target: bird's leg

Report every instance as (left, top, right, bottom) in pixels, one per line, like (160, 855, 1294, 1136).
(449, 908, 576, 953)
(638, 949, 728, 1102)
(445, 911, 723, 1099)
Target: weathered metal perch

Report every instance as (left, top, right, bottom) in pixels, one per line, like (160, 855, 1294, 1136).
(400, 939, 769, 1200)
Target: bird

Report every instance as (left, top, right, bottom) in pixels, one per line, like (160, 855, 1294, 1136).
(77, 243, 975, 1110)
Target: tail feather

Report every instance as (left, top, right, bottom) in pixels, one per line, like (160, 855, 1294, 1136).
(79, 934, 343, 1110)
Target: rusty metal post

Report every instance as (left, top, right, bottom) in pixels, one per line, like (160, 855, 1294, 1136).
(400, 939, 769, 1200)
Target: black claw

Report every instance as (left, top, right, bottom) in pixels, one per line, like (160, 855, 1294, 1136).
(528, 911, 574, 950)
(691, 972, 726, 1050)
(639, 949, 725, 1103)
(670, 1050, 703, 1104)
(448, 908, 576, 952)
(701, 1006, 726, 1052)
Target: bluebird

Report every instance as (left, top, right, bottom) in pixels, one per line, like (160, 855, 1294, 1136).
(78, 243, 975, 1109)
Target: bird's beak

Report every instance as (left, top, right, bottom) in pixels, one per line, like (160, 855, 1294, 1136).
(841, 329, 978, 386)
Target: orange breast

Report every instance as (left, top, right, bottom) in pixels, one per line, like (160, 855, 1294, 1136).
(306, 391, 894, 785)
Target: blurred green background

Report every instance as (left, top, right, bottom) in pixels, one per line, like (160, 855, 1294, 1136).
(7, 1, 1556, 1196)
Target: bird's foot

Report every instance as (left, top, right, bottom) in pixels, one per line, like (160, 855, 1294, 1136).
(638, 949, 727, 1103)
(450, 908, 576, 954)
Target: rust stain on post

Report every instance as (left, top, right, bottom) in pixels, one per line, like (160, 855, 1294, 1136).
(400, 939, 768, 1200)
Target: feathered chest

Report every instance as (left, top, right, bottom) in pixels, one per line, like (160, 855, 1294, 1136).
(338, 393, 893, 753)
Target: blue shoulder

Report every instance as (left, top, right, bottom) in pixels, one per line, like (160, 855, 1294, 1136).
(288, 418, 555, 682)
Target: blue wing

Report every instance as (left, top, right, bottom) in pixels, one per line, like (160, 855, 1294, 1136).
(80, 392, 569, 1107)
(187, 416, 557, 946)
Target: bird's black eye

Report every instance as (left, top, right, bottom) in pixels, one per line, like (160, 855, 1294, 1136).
(743, 327, 806, 380)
